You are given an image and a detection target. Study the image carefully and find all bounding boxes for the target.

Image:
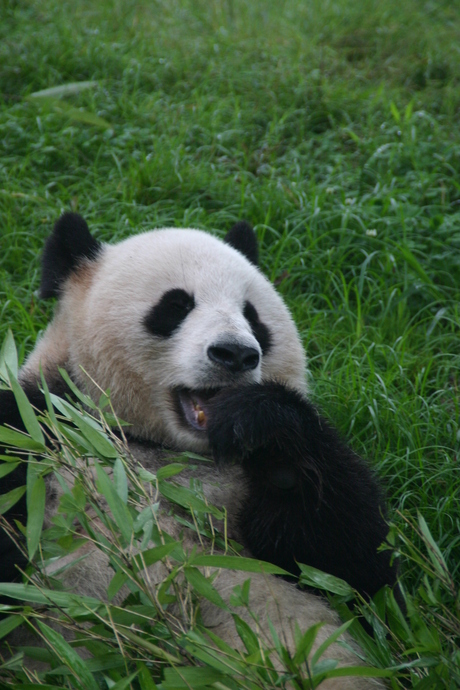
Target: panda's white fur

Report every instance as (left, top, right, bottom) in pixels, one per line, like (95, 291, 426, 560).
(0, 215, 392, 689)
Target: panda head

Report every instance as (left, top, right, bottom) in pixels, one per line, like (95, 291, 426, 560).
(23, 213, 307, 452)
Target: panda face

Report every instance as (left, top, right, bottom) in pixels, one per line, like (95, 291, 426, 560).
(143, 287, 266, 437)
(25, 227, 307, 452)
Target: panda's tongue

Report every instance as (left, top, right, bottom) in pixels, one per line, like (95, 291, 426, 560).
(178, 390, 212, 431)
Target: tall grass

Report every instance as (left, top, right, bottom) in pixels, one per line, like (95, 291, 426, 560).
(0, 0, 459, 686)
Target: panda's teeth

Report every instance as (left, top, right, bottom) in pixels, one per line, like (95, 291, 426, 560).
(193, 401, 207, 426)
(176, 389, 215, 432)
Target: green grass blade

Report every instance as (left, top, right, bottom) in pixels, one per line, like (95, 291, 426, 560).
(28, 81, 99, 99)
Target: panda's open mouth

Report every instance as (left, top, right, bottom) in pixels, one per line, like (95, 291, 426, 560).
(175, 388, 220, 433)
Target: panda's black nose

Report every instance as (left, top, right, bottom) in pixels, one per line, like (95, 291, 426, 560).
(207, 342, 260, 373)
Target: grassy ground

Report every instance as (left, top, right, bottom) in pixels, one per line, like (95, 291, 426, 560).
(0, 0, 459, 687)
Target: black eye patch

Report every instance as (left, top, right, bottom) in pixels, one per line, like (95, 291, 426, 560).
(144, 289, 195, 338)
(243, 301, 272, 355)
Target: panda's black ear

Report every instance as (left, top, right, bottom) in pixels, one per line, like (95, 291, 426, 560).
(39, 213, 102, 298)
(224, 221, 259, 266)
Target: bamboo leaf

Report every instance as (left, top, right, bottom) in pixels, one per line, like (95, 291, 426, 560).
(156, 462, 188, 479)
(37, 621, 99, 690)
(119, 628, 181, 663)
(0, 330, 18, 381)
(293, 622, 324, 664)
(26, 471, 46, 560)
(138, 467, 157, 483)
(298, 563, 354, 596)
(57, 367, 98, 409)
(51, 396, 118, 458)
(314, 665, 392, 679)
(158, 480, 223, 518)
(113, 457, 128, 503)
(0, 582, 101, 609)
(110, 672, 139, 690)
(192, 554, 289, 575)
(7, 366, 45, 446)
(183, 630, 246, 674)
(0, 614, 24, 640)
(73, 418, 118, 458)
(107, 570, 129, 600)
(163, 666, 227, 688)
(184, 566, 229, 610)
(0, 485, 26, 515)
(84, 652, 126, 672)
(0, 461, 20, 478)
(132, 542, 180, 571)
(95, 461, 133, 542)
(0, 426, 46, 451)
(232, 614, 259, 653)
(39, 370, 59, 426)
(133, 504, 159, 532)
(311, 620, 353, 666)
(137, 662, 159, 690)
(5, 685, 68, 690)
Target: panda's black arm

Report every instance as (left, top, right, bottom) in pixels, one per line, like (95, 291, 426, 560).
(207, 382, 397, 598)
(0, 385, 51, 582)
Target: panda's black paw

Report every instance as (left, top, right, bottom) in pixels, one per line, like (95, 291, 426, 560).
(206, 382, 305, 464)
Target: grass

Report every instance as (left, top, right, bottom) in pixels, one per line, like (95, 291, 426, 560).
(0, 0, 459, 686)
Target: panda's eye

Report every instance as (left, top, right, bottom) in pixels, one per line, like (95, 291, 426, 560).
(144, 289, 195, 338)
(243, 301, 272, 355)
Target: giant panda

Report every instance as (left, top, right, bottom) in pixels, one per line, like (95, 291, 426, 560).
(0, 213, 395, 688)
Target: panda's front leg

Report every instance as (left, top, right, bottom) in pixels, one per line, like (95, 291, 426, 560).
(206, 382, 397, 598)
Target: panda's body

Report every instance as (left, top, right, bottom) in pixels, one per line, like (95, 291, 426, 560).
(0, 214, 395, 688)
